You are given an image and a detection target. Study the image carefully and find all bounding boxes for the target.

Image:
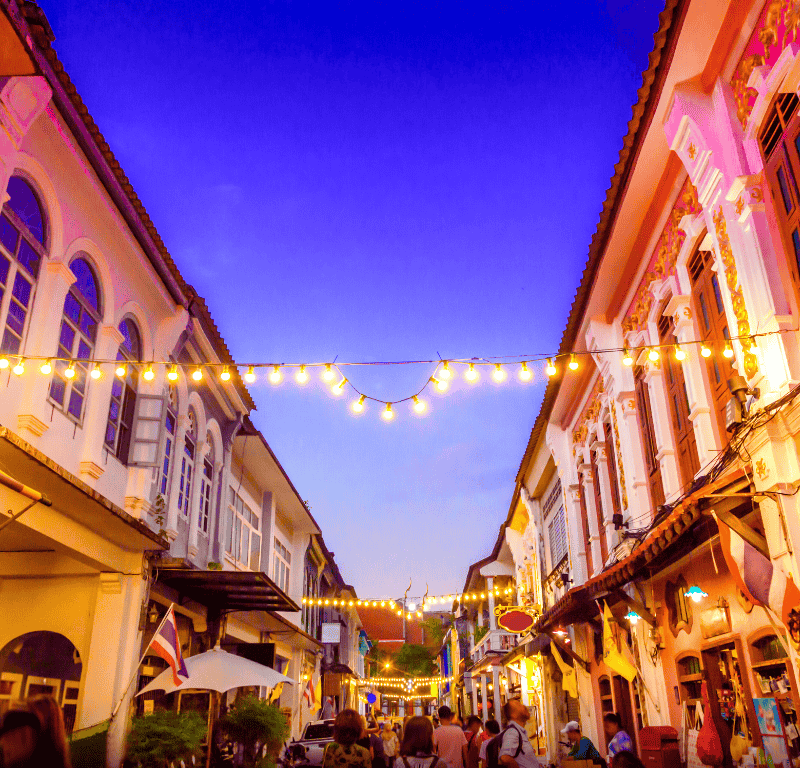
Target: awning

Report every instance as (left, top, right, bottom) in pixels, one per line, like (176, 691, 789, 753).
(157, 568, 299, 613)
(535, 467, 747, 634)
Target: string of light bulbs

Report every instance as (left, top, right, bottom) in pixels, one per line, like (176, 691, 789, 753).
(301, 586, 514, 617)
(360, 676, 453, 686)
(0, 328, 786, 421)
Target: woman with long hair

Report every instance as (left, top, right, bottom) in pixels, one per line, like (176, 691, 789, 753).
(395, 716, 440, 768)
(323, 710, 371, 768)
(0, 695, 71, 768)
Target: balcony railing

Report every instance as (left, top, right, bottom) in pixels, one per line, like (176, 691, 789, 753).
(471, 628, 519, 665)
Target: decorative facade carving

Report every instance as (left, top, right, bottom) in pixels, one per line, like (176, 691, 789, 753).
(622, 179, 702, 333)
(731, 0, 800, 128)
(712, 207, 759, 378)
(571, 377, 604, 451)
(610, 401, 628, 510)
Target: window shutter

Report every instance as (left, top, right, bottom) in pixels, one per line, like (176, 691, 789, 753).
(128, 393, 168, 467)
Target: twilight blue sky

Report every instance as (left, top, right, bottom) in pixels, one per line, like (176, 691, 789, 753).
(40, 0, 664, 597)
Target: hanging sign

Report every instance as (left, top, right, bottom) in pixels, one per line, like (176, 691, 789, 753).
(495, 606, 538, 634)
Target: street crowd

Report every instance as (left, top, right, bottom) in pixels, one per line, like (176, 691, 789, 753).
(322, 702, 645, 768)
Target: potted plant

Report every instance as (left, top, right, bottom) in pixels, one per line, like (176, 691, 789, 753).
(126, 710, 206, 767)
(222, 695, 290, 768)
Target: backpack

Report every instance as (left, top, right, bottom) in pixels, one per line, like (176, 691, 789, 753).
(486, 727, 523, 768)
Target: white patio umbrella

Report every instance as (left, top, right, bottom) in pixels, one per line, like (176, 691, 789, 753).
(137, 646, 295, 696)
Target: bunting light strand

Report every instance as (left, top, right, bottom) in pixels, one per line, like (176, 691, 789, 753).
(301, 586, 515, 618)
(0, 329, 782, 422)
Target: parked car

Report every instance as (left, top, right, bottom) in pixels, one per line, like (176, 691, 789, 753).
(283, 719, 336, 766)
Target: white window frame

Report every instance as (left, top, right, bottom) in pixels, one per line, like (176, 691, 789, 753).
(273, 536, 291, 593)
(198, 455, 213, 535)
(226, 488, 260, 570)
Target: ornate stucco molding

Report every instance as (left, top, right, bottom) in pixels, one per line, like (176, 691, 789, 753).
(711, 206, 759, 378)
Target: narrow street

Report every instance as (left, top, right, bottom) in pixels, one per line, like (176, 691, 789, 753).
(1, 2, 800, 768)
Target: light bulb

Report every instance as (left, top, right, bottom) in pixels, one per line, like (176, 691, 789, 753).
(431, 375, 448, 392)
(382, 403, 394, 421)
(701, 345, 712, 358)
(143, 365, 155, 381)
(568, 355, 579, 371)
(546, 359, 557, 377)
(518, 362, 533, 381)
(465, 363, 478, 382)
(295, 365, 309, 384)
(220, 366, 231, 381)
(167, 365, 179, 382)
(12, 360, 24, 376)
(332, 377, 347, 396)
(0, 357, 8, 369)
(352, 395, 366, 413)
(40, 360, 52, 375)
(492, 363, 506, 382)
(64, 364, 76, 379)
(412, 396, 426, 413)
(269, 366, 283, 384)
(244, 366, 256, 383)
(90, 365, 102, 380)
(648, 348, 660, 362)
(723, 345, 734, 359)
(408, 602, 416, 611)
(322, 364, 335, 382)
(116, 364, 126, 378)
(192, 367, 203, 381)
(622, 349, 633, 366)
(675, 346, 686, 361)
(440, 361, 452, 380)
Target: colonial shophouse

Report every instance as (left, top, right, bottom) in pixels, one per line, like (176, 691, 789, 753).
(469, 1, 800, 766)
(0, 2, 360, 766)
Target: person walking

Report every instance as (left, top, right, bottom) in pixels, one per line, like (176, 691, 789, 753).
(394, 716, 442, 768)
(497, 699, 540, 768)
(382, 721, 400, 768)
(562, 722, 604, 766)
(0, 695, 72, 768)
(432, 706, 468, 768)
(323, 710, 372, 768)
(478, 720, 500, 768)
(464, 717, 482, 768)
(603, 714, 632, 764)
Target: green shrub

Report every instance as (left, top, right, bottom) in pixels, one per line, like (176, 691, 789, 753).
(126, 710, 206, 767)
(223, 696, 289, 768)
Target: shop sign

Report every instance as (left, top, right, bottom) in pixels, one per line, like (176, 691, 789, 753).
(495, 606, 538, 634)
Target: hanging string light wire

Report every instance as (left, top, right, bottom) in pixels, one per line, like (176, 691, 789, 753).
(0, 329, 784, 417)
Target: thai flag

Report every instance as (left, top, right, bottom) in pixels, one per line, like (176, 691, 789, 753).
(148, 605, 188, 686)
(716, 514, 800, 628)
(302, 675, 315, 706)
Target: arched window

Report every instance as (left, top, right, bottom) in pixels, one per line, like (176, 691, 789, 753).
(105, 318, 142, 463)
(198, 435, 214, 534)
(177, 408, 196, 516)
(0, 176, 46, 355)
(49, 256, 101, 423)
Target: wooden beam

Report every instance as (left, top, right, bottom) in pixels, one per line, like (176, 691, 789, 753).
(611, 590, 657, 627)
(712, 507, 770, 560)
(544, 630, 589, 672)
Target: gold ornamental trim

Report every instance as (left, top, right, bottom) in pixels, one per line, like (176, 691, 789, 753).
(712, 207, 759, 378)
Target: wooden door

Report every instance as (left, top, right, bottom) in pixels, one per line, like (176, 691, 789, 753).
(689, 249, 735, 442)
(659, 314, 700, 487)
(634, 366, 665, 510)
(613, 675, 638, 755)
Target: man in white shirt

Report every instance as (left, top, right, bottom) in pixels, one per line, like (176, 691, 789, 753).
(433, 706, 468, 768)
(498, 699, 540, 768)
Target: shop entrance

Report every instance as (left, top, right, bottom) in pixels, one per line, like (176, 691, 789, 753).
(701, 638, 760, 768)
(612, 675, 638, 754)
(0, 631, 83, 733)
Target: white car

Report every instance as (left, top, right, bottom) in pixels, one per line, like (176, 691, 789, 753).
(285, 719, 336, 766)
